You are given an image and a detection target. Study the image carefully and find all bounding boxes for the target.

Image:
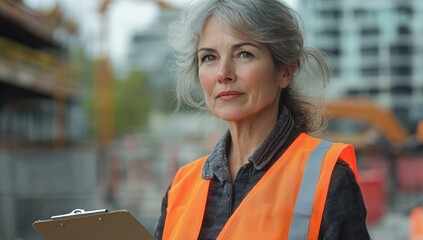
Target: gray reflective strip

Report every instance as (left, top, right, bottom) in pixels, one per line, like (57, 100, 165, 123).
(288, 140, 333, 240)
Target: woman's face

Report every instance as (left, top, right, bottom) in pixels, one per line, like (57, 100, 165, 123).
(197, 17, 292, 122)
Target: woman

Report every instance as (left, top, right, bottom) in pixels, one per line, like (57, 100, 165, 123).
(155, 0, 370, 239)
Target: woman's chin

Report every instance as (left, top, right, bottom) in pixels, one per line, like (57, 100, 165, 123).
(212, 110, 246, 122)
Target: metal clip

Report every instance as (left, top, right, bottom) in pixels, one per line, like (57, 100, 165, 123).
(51, 209, 108, 220)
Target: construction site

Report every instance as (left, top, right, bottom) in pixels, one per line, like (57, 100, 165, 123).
(0, 0, 422, 239)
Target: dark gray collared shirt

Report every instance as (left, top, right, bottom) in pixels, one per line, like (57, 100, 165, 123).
(154, 107, 370, 240)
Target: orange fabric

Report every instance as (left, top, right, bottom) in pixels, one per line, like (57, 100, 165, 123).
(410, 207, 423, 240)
(163, 158, 210, 240)
(162, 133, 359, 240)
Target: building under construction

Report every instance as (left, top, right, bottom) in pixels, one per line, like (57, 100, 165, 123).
(0, 1, 98, 239)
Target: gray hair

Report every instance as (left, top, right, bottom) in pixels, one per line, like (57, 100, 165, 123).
(168, 0, 330, 133)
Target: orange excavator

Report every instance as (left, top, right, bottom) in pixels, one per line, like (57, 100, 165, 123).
(322, 97, 423, 228)
(323, 97, 409, 149)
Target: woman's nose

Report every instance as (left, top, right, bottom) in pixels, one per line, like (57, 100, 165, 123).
(217, 59, 236, 83)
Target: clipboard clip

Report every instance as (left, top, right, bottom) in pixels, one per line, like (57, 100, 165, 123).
(51, 209, 108, 220)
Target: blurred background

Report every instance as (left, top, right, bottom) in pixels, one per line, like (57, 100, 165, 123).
(0, 0, 422, 239)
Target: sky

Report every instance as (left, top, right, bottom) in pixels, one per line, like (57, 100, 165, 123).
(24, 0, 161, 66)
(24, 0, 298, 71)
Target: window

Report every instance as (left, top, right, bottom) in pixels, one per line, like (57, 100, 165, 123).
(390, 44, 413, 55)
(321, 47, 341, 57)
(395, 5, 413, 17)
(391, 66, 412, 76)
(361, 46, 379, 56)
(391, 85, 412, 95)
(319, 9, 342, 19)
(347, 89, 360, 96)
(368, 87, 380, 96)
(360, 27, 380, 37)
(354, 9, 367, 18)
(361, 66, 379, 76)
(317, 29, 341, 39)
(397, 25, 411, 35)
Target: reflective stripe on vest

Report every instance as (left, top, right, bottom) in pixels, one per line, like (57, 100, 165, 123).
(288, 140, 333, 240)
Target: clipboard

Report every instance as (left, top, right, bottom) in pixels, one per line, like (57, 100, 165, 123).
(32, 209, 156, 240)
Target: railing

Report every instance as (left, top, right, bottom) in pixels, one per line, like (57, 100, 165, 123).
(0, 36, 78, 98)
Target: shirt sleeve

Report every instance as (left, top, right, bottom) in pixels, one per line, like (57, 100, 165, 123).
(319, 160, 371, 240)
(154, 186, 170, 240)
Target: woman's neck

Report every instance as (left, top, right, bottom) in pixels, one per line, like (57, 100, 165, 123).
(227, 109, 279, 182)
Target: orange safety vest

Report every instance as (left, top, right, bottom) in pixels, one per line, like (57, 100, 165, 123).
(163, 133, 359, 240)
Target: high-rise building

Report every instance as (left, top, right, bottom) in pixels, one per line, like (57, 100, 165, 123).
(298, 0, 423, 130)
(127, 9, 179, 89)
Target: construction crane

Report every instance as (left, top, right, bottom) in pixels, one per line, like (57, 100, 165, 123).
(93, 0, 177, 148)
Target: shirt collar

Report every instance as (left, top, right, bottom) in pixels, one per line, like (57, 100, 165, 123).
(202, 106, 295, 180)
(202, 130, 232, 181)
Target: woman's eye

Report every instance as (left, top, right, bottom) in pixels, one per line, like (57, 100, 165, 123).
(201, 55, 216, 63)
(239, 51, 253, 58)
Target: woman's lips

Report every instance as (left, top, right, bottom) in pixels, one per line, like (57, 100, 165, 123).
(216, 91, 243, 100)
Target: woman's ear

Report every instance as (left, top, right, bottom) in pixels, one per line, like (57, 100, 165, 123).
(279, 61, 298, 88)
